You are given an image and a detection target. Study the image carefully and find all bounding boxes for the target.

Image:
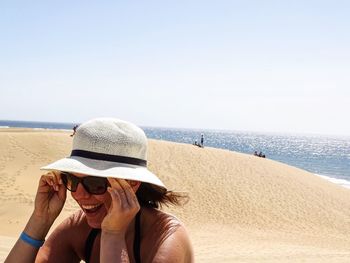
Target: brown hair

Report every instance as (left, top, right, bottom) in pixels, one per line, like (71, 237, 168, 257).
(136, 183, 189, 209)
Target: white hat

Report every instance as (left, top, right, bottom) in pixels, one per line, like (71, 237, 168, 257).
(41, 118, 166, 189)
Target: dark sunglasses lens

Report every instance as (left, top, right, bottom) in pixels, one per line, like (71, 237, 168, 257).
(83, 177, 108, 195)
(61, 172, 78, 192)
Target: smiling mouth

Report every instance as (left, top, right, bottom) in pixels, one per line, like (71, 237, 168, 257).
(81, 204, 103, 214)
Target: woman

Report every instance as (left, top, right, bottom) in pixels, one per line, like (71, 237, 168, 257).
(5, 118, 194, 263)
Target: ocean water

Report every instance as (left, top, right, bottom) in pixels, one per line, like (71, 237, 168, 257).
(1, 120, 349, 189)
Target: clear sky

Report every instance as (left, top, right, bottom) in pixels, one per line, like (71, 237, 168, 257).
(1, 1, 349, 136)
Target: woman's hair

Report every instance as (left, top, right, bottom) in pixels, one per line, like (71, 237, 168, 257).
(136, 183, 189, 209)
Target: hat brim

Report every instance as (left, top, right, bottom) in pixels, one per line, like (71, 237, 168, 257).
(40, 156, 166, 189)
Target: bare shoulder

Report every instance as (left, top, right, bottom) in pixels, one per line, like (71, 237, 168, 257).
(141, 208, 194, 263)
(36, 210, 90, 262)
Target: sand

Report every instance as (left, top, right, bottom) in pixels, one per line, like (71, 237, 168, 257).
(0, 129, 349, 262)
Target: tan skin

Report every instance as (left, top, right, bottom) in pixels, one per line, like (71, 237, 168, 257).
(5, 172, 194, 263)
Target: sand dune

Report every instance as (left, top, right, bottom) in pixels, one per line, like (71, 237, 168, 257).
(0, 129, 349, 262)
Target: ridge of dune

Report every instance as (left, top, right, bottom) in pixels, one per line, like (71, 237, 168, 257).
(0, 129, 349, 262)
(148, 139, 350, 231)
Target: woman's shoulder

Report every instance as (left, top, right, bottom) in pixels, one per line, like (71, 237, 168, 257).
(142, 208, 183, 231)
(48, 209, 88, 233)
(37, 210, 90, 262)
(47, 209, 89, 241)
(141, 208, 194, 262)
(64, 209, 87, 226)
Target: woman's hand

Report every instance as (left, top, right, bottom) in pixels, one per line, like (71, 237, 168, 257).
(5, 172, 67, 262)
(33, 171, 67, 226)
(101, 179, 140, 236)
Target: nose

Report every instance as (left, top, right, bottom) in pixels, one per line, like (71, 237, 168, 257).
(71, 182, 90, 200)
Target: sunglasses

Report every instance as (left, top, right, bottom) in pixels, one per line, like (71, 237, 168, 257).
(60, 172, 109, 195)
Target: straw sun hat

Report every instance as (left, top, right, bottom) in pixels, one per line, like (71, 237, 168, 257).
(41, 118, 166, 189)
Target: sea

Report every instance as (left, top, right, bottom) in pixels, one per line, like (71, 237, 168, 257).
(1, 120, 349, 189)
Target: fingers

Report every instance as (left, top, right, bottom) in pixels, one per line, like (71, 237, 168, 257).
(107, 187, 122, 207)
(107, 178, 140, 210)
(119, 179, 139, 208)
(107, 183, 124, 209)
(101, 179, 141, 234)
(107, 179, 129, 207)
(39, 171, 63, 192)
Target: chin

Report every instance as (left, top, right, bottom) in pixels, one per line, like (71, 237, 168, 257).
(86, 218, 102, 229)
(83, 208, 107, 229)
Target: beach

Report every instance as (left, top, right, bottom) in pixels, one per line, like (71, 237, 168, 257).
(0, 129, 349, 262)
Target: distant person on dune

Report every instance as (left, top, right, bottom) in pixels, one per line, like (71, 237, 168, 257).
(254, 151, 266, 158)
(258, 151, 266, 158)
(6, 118, 194, 263)
(70, 125, 79, 137)
(193, 139, 203, 148)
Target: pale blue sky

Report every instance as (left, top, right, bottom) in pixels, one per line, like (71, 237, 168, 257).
(1, 1, 349, 135)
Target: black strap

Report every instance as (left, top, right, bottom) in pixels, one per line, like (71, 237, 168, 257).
(84, 228, 100, 263)
(71, 149, 147, 167)
(134, 210, 141, 263)
(84, 211, 142, 263)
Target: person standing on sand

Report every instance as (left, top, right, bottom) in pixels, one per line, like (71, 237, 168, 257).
(70, 125, 79, 137)
(5, 118, 194, 263)
(200, 133, 204, 147)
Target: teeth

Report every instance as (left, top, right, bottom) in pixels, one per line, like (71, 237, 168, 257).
(82, 204, 100, 210)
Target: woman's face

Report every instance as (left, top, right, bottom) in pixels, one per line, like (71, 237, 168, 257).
(70, 173, 112, 228)
(69, 173, 140, 228)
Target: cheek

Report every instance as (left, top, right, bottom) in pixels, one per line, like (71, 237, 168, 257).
(71, 191, 112, 207)
(95, 192, 112, 207)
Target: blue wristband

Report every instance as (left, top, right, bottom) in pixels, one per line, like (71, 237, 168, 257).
(20, 232, 45, 248)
